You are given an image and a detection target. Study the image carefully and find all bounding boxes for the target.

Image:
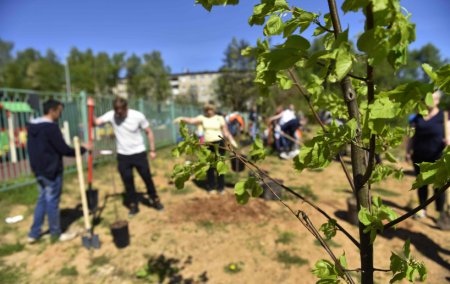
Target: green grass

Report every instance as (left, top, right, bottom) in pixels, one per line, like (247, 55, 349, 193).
(275, 231, 296, 245)
(372, 188, 401, 197)
(59, 266, 78, 277)
(0, 242, 25, 257)
(276, 251, 308, 267)
(0, 184, 38, 207)
(196, 220, 226, 233)
(91, 255, 110, 267)
(0, 262, 26, 283)
(287, 185, 318, 201)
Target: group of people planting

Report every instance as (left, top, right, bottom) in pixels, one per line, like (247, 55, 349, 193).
(25, 88, 449, 244)
(26, 97, 163, 244)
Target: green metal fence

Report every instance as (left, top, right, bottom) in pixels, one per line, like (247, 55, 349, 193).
(0, 88, 202, 192)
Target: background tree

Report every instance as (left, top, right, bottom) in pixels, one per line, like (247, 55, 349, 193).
(26, 49, 64, 91)
(0, 38, 14, 85)
(215, 37, 259, 110)
(68, 47, 96, 94)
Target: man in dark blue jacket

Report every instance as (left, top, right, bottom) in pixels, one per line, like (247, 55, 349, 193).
(27, 99, 91, 243)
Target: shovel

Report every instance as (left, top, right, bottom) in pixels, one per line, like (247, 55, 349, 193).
(86, 97, 98, 212)
(74, 136, 101, 249)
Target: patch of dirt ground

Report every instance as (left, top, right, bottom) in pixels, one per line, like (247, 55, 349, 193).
(0, 147, 449, 283)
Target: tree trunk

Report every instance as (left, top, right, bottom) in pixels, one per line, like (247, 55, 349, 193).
(327, 0, 374, 282)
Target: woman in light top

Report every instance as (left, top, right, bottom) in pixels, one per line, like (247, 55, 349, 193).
(175, 104, 236, 194)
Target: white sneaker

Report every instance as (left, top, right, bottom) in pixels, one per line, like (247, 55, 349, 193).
(59, 232, 77, 242)
(413, 209, 426, 219)
(27, 237, 38, 244)
(280, 152, 289, 159)
(288, 149, 300, 158)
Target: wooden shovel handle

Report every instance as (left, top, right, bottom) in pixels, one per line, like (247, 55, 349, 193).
(74, 136, 91, 230)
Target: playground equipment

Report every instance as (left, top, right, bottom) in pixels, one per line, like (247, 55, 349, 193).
(74, 136, 101, 249)
(0, 102, 33, 162)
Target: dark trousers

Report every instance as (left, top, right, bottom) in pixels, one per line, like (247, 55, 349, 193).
(207, 141, 225, 191)
(281, 119, 300, 150)
(413, 163, 445, 212)
(117, 152, 158, 206)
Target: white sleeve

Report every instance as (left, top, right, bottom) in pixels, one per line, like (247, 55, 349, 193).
(139, 112, 150, 129)
(98, 110, 114, 124)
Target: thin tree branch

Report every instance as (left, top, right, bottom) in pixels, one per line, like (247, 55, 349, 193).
(227, 146, 360, 249)
(313, 19, 334, 33)
(384, 183, 450, 230)
(316, 61, 368, 82)
(345, 268, 390, 273)
(233, 149, 355, 280)
(300, 211, 355, 284)
(361, 2, 376, 189)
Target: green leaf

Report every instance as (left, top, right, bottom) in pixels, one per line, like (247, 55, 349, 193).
(424, 92, 434, 108)
(276, 72, 293, 90)
(294, 119, 357, 172)
(390, 252, 404, 274)
(234, 181, 246, 195)
(422, 63, 450, 93)
(358, 207, 372, 226)
(295, 8, 317, 32)
(319, 219, 337, 240)
(338, 254, 347, 269)
(236, 191, 250, 205)
(264, 14, 284, 36)
(282, 35, 311, 50)
(403, 239, 411, 258)
(412, 149, 450, 189)
(216, 161, 229, 175)
(341, 0, 368, 13)
(385, 152, 397, 163)
(195, 0, 239, 11)
(372, 196, 382, 207)
(334, 46, 352, 81)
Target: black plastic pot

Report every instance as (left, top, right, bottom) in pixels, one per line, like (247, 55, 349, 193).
(230, 155, 246, 172)
(86, 189, 98, 212)
(260, 179, 283, 201)
(110, 220, 130, 248)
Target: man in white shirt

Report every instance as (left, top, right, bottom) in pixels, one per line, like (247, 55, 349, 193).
(269, 105, 300, 154)
(95, 97, 163, 216)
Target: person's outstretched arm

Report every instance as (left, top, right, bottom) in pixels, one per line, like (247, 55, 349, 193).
(145, 126, 157, 159)
(174, 116, 202, 125)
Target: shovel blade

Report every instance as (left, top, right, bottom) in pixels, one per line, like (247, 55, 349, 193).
(91, 234, 101, 249)
(81, 234, 101, 249)
(82, 235, 91, 249)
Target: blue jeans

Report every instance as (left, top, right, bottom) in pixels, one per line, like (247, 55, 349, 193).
(29, 175, 63, 239)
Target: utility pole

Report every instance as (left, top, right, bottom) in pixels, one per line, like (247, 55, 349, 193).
(64, 57, 72, 101)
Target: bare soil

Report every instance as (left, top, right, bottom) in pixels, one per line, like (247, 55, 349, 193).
(0, 147, 449, 283)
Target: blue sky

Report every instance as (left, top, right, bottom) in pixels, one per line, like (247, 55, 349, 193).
(0, 0, 449, 73)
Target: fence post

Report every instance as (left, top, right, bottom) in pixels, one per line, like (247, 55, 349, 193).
(170, 102, 177, 144)
(138, 98, 149, 148)
(80, 91, 88, 144)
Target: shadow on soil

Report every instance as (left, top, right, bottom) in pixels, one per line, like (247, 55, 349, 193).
(138, 254, 208, 283)
(334, 209, 450, 272)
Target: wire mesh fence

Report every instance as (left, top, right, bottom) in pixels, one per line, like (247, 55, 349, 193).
(0, 88, 202, 192)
